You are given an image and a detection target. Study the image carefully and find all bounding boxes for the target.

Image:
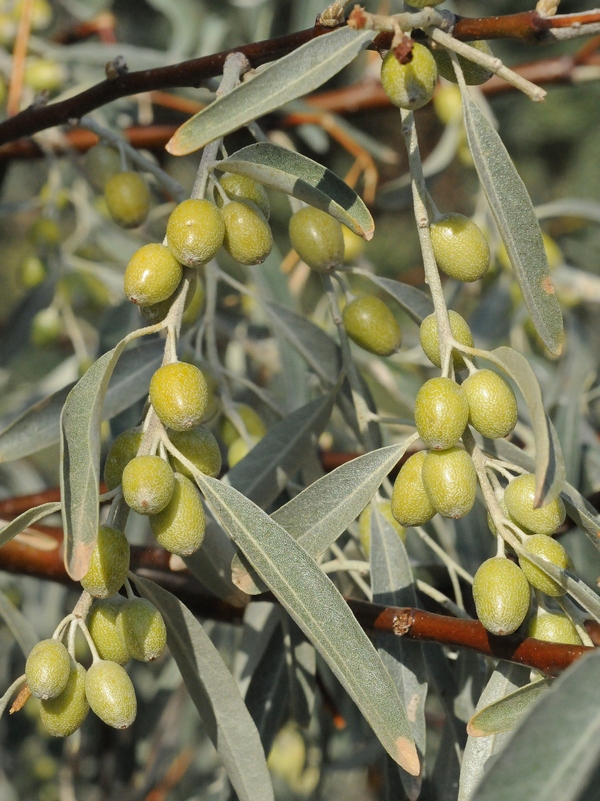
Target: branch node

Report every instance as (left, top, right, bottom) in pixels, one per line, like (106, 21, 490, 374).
(392, 609, 413, 636)
(105, 56, 128, 81)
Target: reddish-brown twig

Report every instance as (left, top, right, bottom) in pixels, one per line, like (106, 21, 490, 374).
(7, 0, 34, 117)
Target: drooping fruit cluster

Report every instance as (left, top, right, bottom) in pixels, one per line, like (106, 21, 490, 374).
(218, 403, 266, 468)
(431, 40, 494, 86)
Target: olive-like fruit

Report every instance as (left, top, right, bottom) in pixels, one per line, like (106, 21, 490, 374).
(227, 436, 260, 468)
(87, 596, 130, 665)
(288, 207, 344, 273)
(391, 451, 436, 527)
(518, 534, 570, 596)
(342, 226, 365, 264)
(80, 525, 130, 598)
(29, 217, 61, 247)
(166, 199, 224, 267)
(414, 377, 469, 450)
(168, 427, 222, 479)
(104, 171, 150, 229)
(121, 455, 175, 515)
(419, 310, 474, 372)
(422, 447, 477, 519)
(85, 144, 122, 192)
(380, 42, 438, 111)
(24, 58, 66, 92)
(358, 499, 406, 557)
(218, 404, 266, 447)
(221, 200, 273, 265)
(40, 662, 89, 737)
(217, 173, 270, 220)
(432, 40, 494, 85)
(124, 243, 183, 307)
(30, 306, 62, 346)
(503, 473, 566, 536)
(26, 639, 71, 700)
(150, 473, 206, 556)
(472, 557, 530, 636)
(528, 610, 582, 645)
(342, 295, 402, 357)
(430, 213, 490, 282)
(462, 369, 518, 440)
(117, 598, 167, 662)
(85, 660, 137, 729)
(149, 362, 209, 431)
(103, 429, 143, 491)
(181, 277, 205, 326)
(19, 254, 47, 288)
(433, 84, 462, 125)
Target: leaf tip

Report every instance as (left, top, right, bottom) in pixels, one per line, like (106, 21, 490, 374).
(65, 542, 95, 582)
(466, 719, 486, 738)
(396, 737, 420, 776)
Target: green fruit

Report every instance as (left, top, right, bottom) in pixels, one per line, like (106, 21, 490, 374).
(149, 362, 209, 431)
(26, 639, 71, 700)
(358, 499, 406, 557)
(30, 307, 62, 346)
(84, 144, 122, 192)
(391, 451, 435, 527)
(218, 404, 266, 447)
(422, 447, 477, 519)
(85, 660, 137, 729)
(104, 171, 150, 229)
(168, 427, 222, 479)
(221, 200, 273, 265)
(342, 226, 365, 264)
(24, 58, 66, 91)
(217, 173, 270, 220)
(80, 525, 130, 598)
(227, 436, 259, 468)
(342, 295, 402, 357)
(433, 84, 462, 125)
(150, 473, 206, 556)
(380, 42, 438, 111)
(124, 243, 182, 307)
(288, 207, 344, 273)
(472, 557, 530, 636)
(414, 377, 469, 450)
(430, 214, 490, 282)
(419, 311, 473, 371)
(166, 198, 225, 267)
(528, 610, 582, 645)
(181, 277, 205, 326)
(40, 662, 89, 737)
(29, 217, 61, 247)
(116, 598, 167, 662)
(103, 429, 143, 491)
(503, 473, 566, 536)
(462, 369, 518, 440)
(121, 455, 175, 515)
(87, 596, 130, 665)
(19, 255, 47, 288)
(432, 40, 494, 85)
(518, 534, 570, 596)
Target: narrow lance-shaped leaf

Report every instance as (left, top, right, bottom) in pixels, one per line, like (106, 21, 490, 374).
(351, 269, 434, 324)
(0, 502, 61, 547)
(195, 473, 419, 775)
(467, 677, 552, 737)
(0, 589, 38, 656)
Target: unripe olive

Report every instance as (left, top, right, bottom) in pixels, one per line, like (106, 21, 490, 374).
(528, 610, 582, 645)
(380, 42, 438, 111)
(124, 243, 182, 307)
(358, 499, 406, 557)
(462, 369, 518, 440)
(430, 214, 491, 282)
(518, 533, 570, 596)
(422, 447, 477, 519)
(19, 255, 47, 288)
(85, 660, 137, 729)
(149, 362, 209, 431)
(168, 426, 222, 479)
(104, 171, 150, 229)
(419, 311, 473, 372)
(218, 404, 266, 447)
(221, 200, 273, 265)
(150, 473, 206, 556)
(117, 598, 167, 662)
(472, 557, 530, 636)
(121, 455, 175, 515)
(166, 199, 224, 267)
(85, 144, 122, 192)
(103, 429, 143, 491)
(433, 84, 462, 125)
(217, 173, 270, 220)
(80, 525, 130, 598)
(432, 41, 494, 85)
(288, 207, 344, 273)
(26, 639, 71, 700)
(87, 596, 130, 665)
(227, 436, 260, 468)
(342, 295, 402, 357)
(24, 58, 66, 92)
(391, 451, 435, 527)
(181, 277, 205, 326)
(29, 217, 61, 247)
(30, 306, 62, 346)
(414, 377, 469, 450)
(342, 226, 365, 264)
(503, 473, 566, 536)
(40, 661, 89, 737)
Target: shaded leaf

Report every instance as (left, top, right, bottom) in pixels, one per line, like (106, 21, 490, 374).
(352, 269, 434, 324)
(467, 677, 552, 737)
(281, 614, 316, 728)
(0, 589, 38, 657)
(0, 502, 61, 547)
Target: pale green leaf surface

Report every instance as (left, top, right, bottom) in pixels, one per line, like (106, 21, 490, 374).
(351, 270, 434, 324)
(0, 589, 38, 657)
(0, 502, 61, 547)
(467, 678, 552, 737)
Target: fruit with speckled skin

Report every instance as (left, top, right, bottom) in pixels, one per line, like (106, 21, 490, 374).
(419, 311, 473, 371)
(85, 660, 137, 729)
(117, 598, 167, 662)
(391, 451, 435, 527)
(414, 377, 469, 450)
(518, 533, 570, 596)
(380, 43, 438, 111)
(422, 447, 477, 519)
(150, 473, 205, 556)
(217, 173, 270, 219)
(168, 427, 222, 479)
(104, 172, 150, 229)
(358, 499, 406, 557)
(473, 557, 530, 636)
(528, 610, 582, 645)
(432, 40, 494, 85)
(149, 362, 209, 431)
(288, 207, 344, 273)
(430, 214, 490, 282)
(166, 199, 224, 267)
(40, 662, 89, 737)
(221, 201, 273, 265)
(504, 473, 566, 536)
(122, 455, 175, 515)
(103, 430, 143, 491)
(87, 596, 130, 665)
(463, 369, 518, 439)
(219, 404, 266, 447)
(80, 526, 130, 598)
(342, 295, 402, 356)
(124, 243, 182, 307)
(26, 639, 71, 700)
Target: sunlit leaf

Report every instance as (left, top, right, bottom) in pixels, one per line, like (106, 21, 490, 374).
(467, 677, 552, 737)
(0, 502, 61, 548)
(0, 589, 38, 657)
(351, 270, 434, 324)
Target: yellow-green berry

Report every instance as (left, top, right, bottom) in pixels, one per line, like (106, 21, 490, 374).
(30, 307, 62, 346)
(85, 144, 122, 192)
(414, 376, 469, 450)
(104, 171, 150, 229)
(433, 84, 462, 125)
(26, 639, 71, 700)
(422, 447, 477, 519)
(432, 40, 494, 86)
(430, 213, 490, 282)
(24, 58, 65, 92)
(40, 661, 89, 737)
(518, 534, 570, 596)
(462, 369, 518, 440)
(166, 198, 224, 267)
(85, 660, 137, 729)
(103, 429, 143, 491)
(218, 404, 266, 447)
(288, 206, 344, 273)
(150, 473, 206, 556)
(217, 173, 270, 219)
(358, 499, 406, 557)
(117, 598, 167, 662)
(380, 42, 437, 111)
(168, 427, 222, 479)
(504, 473, 566, 536)
(472, 557, 530, 636)
(227, 436, 260, 468)
(149, 362, 209, 431)
(342, 295, 402, 356)
(124, 243, 182, 307)
(87, 596, 130, 666)
(121, 455, 175, 516)
(19, 255, 47, 288)
(419, 310, 473, 371)
(528, 610, 582, 645)
(80, 525, 130, 598)
(221, 200, 273, 265)
(391, 451, 435, 527)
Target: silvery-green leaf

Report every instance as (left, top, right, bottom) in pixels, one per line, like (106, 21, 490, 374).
(244, 624, 289, 755)
(195, 474, 419, 775)
(431, 719, 463, 801)
(0, 502, 61, 547)
(467, 677, 552, 738)
(351, 269, 434, 324)
(0, 589, 38, 656)
(133, 576, 274, 801)
(281, 614, 316, 728)
(535, 198, 600, 223)
(235, 602, 281, 697)
(560, 482, 600, 553)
